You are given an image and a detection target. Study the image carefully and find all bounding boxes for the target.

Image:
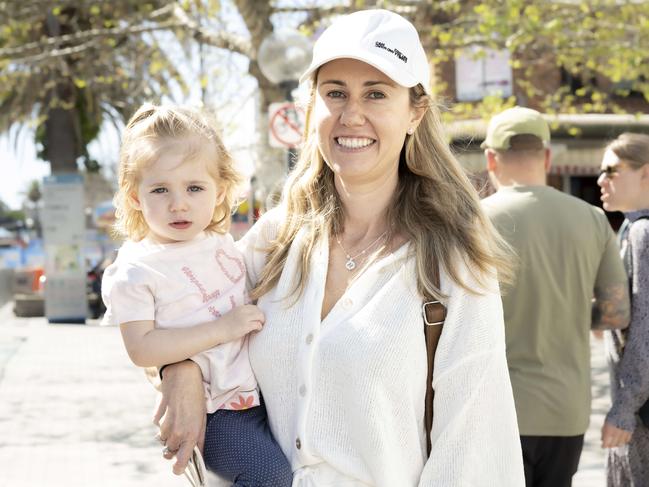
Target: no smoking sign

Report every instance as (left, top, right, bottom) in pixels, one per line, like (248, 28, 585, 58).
(268, 102, 305, 149)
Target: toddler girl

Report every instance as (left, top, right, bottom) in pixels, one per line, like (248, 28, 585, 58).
(102, 104, 292, 487)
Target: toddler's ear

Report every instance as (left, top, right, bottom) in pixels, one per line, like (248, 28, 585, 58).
(129, 192, 142, 210)
(215, 186, 227, 207)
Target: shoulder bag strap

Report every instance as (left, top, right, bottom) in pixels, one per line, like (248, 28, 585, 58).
(423, 262, 447, 457)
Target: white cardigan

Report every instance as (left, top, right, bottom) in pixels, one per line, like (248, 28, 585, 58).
(237, 209, 524, 487)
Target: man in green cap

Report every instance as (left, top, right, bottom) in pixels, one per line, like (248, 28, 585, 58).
(482, 106, 630, 487)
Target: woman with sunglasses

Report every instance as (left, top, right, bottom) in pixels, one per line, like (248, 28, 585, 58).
(598, 132, 649, 487)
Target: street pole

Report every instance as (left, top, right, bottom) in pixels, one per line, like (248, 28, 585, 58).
(280, 79, 299, 171)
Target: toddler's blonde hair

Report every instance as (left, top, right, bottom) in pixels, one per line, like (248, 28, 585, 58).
(114, 104, 243, 241)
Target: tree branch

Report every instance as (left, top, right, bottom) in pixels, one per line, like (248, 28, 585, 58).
(170, 4, 253, 58)
(0, 4, 177, 59)
(2, 5, 253, 65)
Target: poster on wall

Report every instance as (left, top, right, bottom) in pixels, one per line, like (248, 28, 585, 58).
(41, 174, 87, 324)
(455, 47, 513, 102)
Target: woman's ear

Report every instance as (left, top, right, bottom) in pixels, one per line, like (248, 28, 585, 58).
(409, 105, 427, 132)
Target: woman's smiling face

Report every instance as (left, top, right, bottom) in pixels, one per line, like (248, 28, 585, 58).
(314, 58, 422, 187)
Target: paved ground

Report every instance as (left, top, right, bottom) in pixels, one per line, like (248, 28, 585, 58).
(0, 301, 610, 486)
(574, 335, 609, 487)
(0, 303, 188, 487)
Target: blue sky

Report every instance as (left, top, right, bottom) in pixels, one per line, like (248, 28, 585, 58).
(1, 132, 51, 209)
(0, 119, 125, 210)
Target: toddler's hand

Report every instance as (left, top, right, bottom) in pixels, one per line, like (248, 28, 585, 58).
(218, 304, 264, 342)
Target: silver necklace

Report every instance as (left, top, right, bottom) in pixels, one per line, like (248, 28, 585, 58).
(335, 230, 388, 271)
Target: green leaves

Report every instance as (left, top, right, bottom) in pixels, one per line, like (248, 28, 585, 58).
(418, 0, 649, 120)
(0, 0, 188, 170)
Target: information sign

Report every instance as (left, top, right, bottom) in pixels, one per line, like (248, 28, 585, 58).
(41, 174, 87, 323)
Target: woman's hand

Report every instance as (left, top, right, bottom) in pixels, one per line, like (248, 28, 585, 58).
(154, 360, 206, 475)
(601, 420, 632, 448)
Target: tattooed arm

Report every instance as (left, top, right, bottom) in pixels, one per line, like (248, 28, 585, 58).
(592, 282, 630, 330)
(591, 221, 631, 331)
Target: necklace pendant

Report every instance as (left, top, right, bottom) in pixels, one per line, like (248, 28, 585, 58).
(345, 258, 356, 271)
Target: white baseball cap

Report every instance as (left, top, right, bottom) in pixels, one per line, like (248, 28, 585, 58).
(300, 9, 430, 94)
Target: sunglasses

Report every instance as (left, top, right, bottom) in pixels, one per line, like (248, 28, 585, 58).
(599, 165, 622, 179)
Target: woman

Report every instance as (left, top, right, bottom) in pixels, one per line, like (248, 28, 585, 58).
(598, 132, 649, 487)
(157, 9, 524, 486)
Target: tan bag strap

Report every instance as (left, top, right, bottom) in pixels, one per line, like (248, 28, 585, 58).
(423, 262, 447, 457)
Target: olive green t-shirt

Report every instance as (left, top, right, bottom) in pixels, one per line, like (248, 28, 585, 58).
(483, 186, 627, 436)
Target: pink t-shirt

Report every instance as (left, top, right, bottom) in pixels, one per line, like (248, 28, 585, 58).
(102, 232, 259, 413)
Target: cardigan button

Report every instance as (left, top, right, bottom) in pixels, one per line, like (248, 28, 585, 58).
(295, 437, 302, 449)
(305, 334, 314, 345)
(299, 385, 307, 397)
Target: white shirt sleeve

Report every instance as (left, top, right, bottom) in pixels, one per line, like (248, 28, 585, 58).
(419, 263, 525, 486)
(101, 261, 155, 325)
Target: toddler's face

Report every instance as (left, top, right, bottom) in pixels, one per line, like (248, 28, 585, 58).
(132, 151, 223, 243)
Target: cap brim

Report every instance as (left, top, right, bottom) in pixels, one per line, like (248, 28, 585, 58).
(299, 50, 419, 89)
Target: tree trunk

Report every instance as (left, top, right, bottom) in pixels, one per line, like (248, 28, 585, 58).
(45, 101, 80, 174)
(234, 0, 293, 204)
(44, 12, 81, 174)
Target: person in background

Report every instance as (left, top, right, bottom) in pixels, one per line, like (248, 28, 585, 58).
(154, 9, 525, 487)
(482, 107, 630, 487)
(597, 132, 649, 487)
(102, 104, 292, 486)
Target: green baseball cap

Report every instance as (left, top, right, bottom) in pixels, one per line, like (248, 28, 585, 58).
(481, 106, 550, 150)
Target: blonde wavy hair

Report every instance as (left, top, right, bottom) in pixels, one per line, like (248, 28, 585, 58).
(113, 104, 242, 241)
(252, 81, 514, 302)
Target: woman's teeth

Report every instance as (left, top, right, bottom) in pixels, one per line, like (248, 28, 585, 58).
(336, 137, 374, 149)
